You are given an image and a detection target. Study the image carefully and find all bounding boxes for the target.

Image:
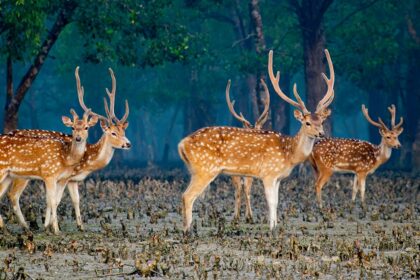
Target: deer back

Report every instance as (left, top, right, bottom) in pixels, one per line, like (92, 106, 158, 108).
(179, 126, 299, 178)
(311, 138, 380, 173)
(0, 135, 72, 179)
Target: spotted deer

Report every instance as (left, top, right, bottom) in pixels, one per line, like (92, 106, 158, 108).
(309, 104, 403, 208)
(178, 49, 335, 233)
(225, 79, 270, 223)
(0, 84, 98, 233)
(6, 67, 131, 231)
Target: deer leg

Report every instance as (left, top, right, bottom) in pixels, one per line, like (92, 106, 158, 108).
(67, 181, 83, 231)
(0, 176, 12, 228)
(8, 179, 30, 229)
(315, 171, 332, 209)
(231, 176, 242, 222)
(182, 173, 217, 233)
(351, 175, 358, 202)
(243, 177, 254, 223)
(358, 175, 367, 208)
(263, 177, 280, 230)
(44, 179, 59, 234)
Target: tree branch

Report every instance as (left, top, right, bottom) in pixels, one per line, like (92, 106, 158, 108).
(330, 0, 380, 31)
(203, 11, 236, 26)
(11, 2, 77, 110)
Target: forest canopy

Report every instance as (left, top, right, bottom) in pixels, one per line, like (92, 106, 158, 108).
(0, 0, 419, 170)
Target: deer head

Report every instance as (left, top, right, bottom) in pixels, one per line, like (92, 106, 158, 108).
(362, 104, 403, 148)
(268, 49, 335, 138)
(62, 109, 98, 143)
(75, 67, 131, 150)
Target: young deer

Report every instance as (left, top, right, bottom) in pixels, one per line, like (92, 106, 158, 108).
(225, 80, 270, 223)
(7, 67, 131, 231)
(309, 104, 403, 208)
(0, 104, 98, 233)
(179, 49, 335, 233)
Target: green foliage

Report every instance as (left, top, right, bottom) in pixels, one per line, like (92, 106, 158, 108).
(0, 0, 51, 60)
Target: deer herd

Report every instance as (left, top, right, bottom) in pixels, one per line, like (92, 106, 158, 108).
(0, 50, 403, 235)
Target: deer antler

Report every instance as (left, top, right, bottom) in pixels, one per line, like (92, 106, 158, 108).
(315, 49, 335, 114)
(75, 66, 108, 122)
(69, 109, 79, 121)
(103, 68, 129, 125)
(225, 80, 252, 128)
(254, 79, 270, 129)
(387, 104, 403, 129)
(362, 105, 389, 130)
(268, 50, 310, 115)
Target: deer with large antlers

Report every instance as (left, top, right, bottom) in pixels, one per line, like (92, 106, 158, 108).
(225, 80, 270, 223)
(4, 67, 131, 232)
(309, 104, 403, 208)
(0, 75, 98, 232)
(178, 49, 335, 233)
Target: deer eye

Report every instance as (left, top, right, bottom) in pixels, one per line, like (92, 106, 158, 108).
(305, 122, 311, 126)
(85, 127, 88, 130)
(71, 127, 75, 130)
(386, 136, 391, 139)
(111, 132, 117, 137)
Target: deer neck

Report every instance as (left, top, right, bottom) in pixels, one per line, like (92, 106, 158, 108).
(290, 128, 315, 164)
(87, 134, 115, 169)
(65, 139, 87, 165)
(376, 138, 392, 165)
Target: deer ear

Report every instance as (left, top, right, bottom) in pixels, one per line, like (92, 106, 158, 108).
(62, 116, 73, 127)
(122, 121, 129, 129)
(395, 127, 404, 135)
(319, 108, 331, 120)
(88, 115, 99, 127)
(100, 120, 108, 131)
(293, 110, 304, 122)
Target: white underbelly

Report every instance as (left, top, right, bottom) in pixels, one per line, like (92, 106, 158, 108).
(9, 173, 43, 181)
(332, 167, 355, 174)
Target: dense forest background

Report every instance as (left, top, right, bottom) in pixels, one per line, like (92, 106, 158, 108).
(0, 0, 419, 170)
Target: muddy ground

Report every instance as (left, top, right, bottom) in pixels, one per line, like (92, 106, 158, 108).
(0, 167, 418, 279)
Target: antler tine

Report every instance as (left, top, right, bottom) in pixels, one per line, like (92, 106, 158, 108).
(225, 79, 252, 128)
(268, 50, 309, 113)
(105, 68, 117, 121)
(387, 104, 403, 129)
(70, 108, 79, 121)
(75, 67, 108, 122)
(316, 49, 335, 113)
(103, 97, 112, 120)
(378, 117, 389, 129)
(361, 105, 388, 129)
(75, 67, 90, 113)
(82, 108, 92, 122)
(387, 104, 396, 127)
(292, 84, 310, 114)
(119, 100, 129, 124)
(255, 79, 271, 128)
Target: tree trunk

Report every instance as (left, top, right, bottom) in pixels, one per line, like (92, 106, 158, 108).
(249, 0, 271, 129)
(161, 103, 181, 165)
(4, 55, 13, 131)
(367, 89, 384, 145)
(3, 3, 77, 133)
(272, 73, 291, 134)
(402, 45, 420, 170)
(290, 0, 334, 134)
(231, 0, 253, 123)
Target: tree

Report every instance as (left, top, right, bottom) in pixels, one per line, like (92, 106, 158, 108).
(289, 0, 334, 133)
(0, 0, 195, 132)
